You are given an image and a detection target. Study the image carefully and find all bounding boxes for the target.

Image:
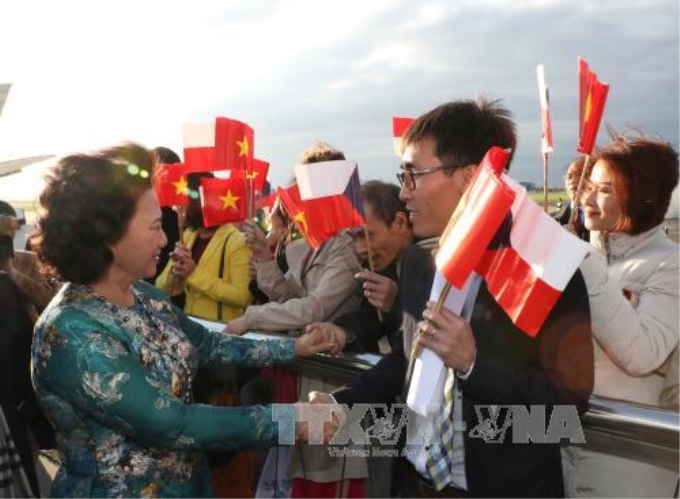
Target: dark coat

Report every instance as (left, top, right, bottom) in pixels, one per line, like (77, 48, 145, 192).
(334, 241, 594, 497)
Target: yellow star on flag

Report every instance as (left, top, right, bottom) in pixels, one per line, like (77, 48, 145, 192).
(173, 176, 189, 195)
(246, 171, 259, 180)
(584, 92, 592, 123)
(294, 211, 309, 235)
(237, 136, 250, 157)
(219, 189, 240, 211)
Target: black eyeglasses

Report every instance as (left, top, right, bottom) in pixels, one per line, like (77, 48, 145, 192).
(396, 164, 458, 190)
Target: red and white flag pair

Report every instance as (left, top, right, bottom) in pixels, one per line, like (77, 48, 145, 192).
(435, 147, 590, 337)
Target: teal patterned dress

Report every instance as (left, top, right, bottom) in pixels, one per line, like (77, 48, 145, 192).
(32, 280, 296, 498)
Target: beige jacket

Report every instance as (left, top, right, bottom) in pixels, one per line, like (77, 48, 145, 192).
(245, 232, 362, 331)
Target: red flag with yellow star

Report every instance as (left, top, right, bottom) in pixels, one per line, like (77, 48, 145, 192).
(199, 177, 247, 227)
(577, 57, 610, 155)
(276, 184, 325, 249)
(224, 159, 269, 192)
(215, 117, 254, 170)
(153, 163, 190, 207)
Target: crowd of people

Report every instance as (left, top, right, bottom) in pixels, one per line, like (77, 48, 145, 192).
(0, 95, 678, 499)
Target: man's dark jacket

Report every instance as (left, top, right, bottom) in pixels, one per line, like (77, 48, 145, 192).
(334, 241, 594, 497)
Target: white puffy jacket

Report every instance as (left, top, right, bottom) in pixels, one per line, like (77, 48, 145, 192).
(580, 224, 679, 405)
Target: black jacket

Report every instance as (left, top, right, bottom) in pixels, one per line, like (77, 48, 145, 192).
(334, 241, 593, 497)
(556, 204, 590, 242)
(333, 260, 401, 353)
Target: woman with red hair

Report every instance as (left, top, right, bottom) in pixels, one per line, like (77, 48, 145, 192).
(564, 131, 679, 497)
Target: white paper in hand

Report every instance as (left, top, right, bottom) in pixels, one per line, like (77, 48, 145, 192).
(407, 271, 473, 416)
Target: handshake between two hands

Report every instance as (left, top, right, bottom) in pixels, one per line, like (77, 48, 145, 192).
(224, 320, 349, 358)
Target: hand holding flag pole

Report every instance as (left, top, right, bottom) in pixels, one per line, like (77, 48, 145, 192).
(411, 281, 451, 360)
(537, 64, 554, 213)
(571, 57, 609, 223)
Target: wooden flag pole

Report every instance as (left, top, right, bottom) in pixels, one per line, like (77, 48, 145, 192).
(247, 176, 254, 220)
(411, 281, 452, 360)
(569, 155, 591, 224)
(362, 225, 383, 322)
(542, 152, 550, 213)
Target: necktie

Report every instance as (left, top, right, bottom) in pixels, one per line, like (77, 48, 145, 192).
(425, 368, 456, 490)
(573, 207, 584, 237)
(423, 275, 480, 491)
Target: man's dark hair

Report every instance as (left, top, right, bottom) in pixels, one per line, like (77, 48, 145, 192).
(152, 146, 182, 165)
(32, 143, 153, 283)
(361, 180, 410, 227)
(403, 97, 517, 171)
(0, 200, 16, 217)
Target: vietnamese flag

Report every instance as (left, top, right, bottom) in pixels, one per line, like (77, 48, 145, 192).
(536, 64, 554, 155)
(215, 117, 254, 170)
(276, 184, 326, 249)
(183, 122, 218, 173)
(435, 147, 515, 289)
(199, 177, 248, 227)
(393, 116, 414, 157)
(294, 159, 365, 239)
(577, 57, 610, 155)
(224, 159, 269, 192)
(153, 163, 190, 207)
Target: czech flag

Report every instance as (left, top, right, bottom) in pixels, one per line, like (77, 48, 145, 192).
(435, 147, 590, 337)
(294, 159, 365, 241)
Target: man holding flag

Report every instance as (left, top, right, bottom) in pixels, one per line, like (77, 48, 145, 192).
(330, 98, 593, 497)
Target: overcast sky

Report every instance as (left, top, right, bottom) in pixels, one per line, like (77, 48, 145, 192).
(0, 0, 677, 192)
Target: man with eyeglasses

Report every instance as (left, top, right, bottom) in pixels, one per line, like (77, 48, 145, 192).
(322, 97, 593, 497)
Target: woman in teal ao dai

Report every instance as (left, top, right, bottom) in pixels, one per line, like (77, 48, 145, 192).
(31, 143, 332, 497)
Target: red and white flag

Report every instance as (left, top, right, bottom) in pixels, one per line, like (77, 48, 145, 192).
(294, 159, 365, 242)
(436, 147, 515, 289)
(577, 57, 610, 155)
(183, 121, 218, 173)
(477, 174, 590, 336)
(435, 147, 590, 337)
(536, 64, 554, 155)
(393, 116, 414, 157)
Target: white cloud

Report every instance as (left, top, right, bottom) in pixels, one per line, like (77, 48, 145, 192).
(0, 0, 677, 191)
